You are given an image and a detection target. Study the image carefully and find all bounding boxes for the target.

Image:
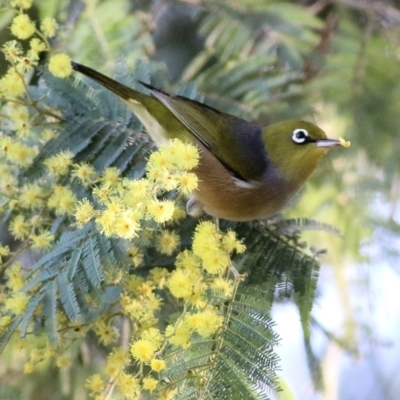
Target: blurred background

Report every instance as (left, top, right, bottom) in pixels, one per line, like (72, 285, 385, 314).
(1, 0, 400, 399)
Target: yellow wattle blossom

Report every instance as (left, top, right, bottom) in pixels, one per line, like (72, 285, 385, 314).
(8, 104, 29, 120)
(201, 248, 230, 274)
(171, 206, 186, 221)
(121, 302, 148, 322)
(211, 277, 234, 298)
(92, 185, 115, 204)
(30, 215, 44, 229)
(167, 139, 200, 170)
(141, 328, 163, 349)
(175, 250, 201, 272)
(2, 40, 23, 63)
(106, 359, 121, 379)
(40, 17, 58, 38)
(147, 149, 176, 173)
(7, 200, 19, 213)
(149, 139, 199, 168)
(186, 309, 222, 338)
(120, 296, 143, 319)
(159, 388, 179, 400)
(96, 209, 117, 237)
(29, 347, 42, 363)
(4, 292, 29, 315)
(147, 199, 175, 223)
(100, 167, 121, 186)
(116, 372, 140, 397)
(155, 170, 179, 191)
(156, 229, 180, 255)
(339, 137, 351, 148)
(127, 246, 144, 267)
(118, 178, 151, 207)
(23, 361, 34, 374)
(151, 358, 166, 372)
(44, 150, 74, 175)
(149, 267, 169, 289)
(142, 376, 158, 392)
(0, 316, 12, 335)
(0, 68, 25, 97)
(0, 136, 14, 154)
(168, 269, 194, 299)
(108, 347, 128, 367)
(6, 142, 36, 166)
(140, 316, 159, 331)
(56, 354, 72, 368)
(222, 230, 246, 254)
(178, 171, 198, 194)
(0, 245, 10, 257)
(124, 275, 144, 293)
(5, 262, 24, 291)
(107, 198, 124, 215)
(74, 198, 95, 226)
(137, 281, 155, 297)
(72, 162, 97, 186)
(85, 374, 105, 393)
(30, 38, 47, 54)
(13, 118, 32, 139)
(9, 214, 30, 240)
(49, 54, 72, 78)
(114, 209, 140, 239)
(146, 293, 163, 312)
(191, 221, 233, 274)
(30, 230, 54, 249)
(166, 321, 192, 348)
(20, 183, 44, 209)
(47, 185, 77, 215)
(94, 320, 119, 345)
(131, 339, 155, 362)
(0, 171, 17, 194)
(105, 348, 128, 377)
(194, 220, 220, 240)
(11, 14, 36, 40)
(16, 54, 38, 74)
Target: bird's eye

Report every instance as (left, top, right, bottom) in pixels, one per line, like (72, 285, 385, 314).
(292, 129, 309, 144)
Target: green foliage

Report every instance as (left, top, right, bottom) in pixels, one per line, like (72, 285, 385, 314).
(0, 225, 125, 351)
(65, 0, 154, 68)
(161, 286, 280, 400)
(182, 2, 323, 119)
(230, 220, 324, 339)
(26, 67, 153, 179)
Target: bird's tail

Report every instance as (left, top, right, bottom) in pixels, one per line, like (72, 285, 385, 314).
(71, 61, 140, 101)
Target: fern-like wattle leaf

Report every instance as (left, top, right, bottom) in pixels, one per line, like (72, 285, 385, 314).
(161, 286, 280, 400)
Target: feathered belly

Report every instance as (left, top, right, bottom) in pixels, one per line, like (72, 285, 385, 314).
(192, 146, 293, 221)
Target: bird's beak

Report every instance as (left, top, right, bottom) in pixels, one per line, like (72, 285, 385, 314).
(315, 137, 351, 148)
(315, 139, 341, 148)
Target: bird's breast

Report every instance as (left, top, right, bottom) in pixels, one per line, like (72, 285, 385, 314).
(192, 145, 294, 221)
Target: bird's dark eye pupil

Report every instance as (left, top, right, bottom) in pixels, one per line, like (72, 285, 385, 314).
(296, 130, 306, 139)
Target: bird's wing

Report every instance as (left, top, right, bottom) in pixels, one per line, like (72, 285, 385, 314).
(139, 82, 268, 181)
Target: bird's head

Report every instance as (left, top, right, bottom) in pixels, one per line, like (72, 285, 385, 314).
(262, 120, 346, 187)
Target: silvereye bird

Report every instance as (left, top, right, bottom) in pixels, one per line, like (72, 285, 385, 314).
(71, 62, 349, 221)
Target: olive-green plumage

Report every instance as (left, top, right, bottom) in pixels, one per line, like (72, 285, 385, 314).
(71, 62, 344, 221)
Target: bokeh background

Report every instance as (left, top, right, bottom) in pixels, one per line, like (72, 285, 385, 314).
(1, 0, 400, 399)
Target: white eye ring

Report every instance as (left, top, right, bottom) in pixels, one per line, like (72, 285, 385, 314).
(292, 128, 309, 144)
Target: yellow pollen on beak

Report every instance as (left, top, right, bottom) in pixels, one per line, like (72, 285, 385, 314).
(339, 137, 351, 148)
